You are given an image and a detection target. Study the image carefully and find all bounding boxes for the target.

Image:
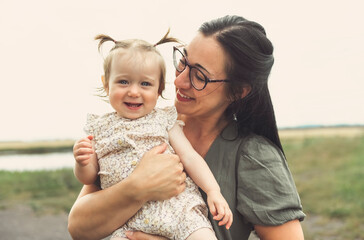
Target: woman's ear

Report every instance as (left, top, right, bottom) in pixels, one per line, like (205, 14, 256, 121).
(241, 85, 252, 99)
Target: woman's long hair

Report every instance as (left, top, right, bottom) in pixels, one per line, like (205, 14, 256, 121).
(199, 15, 283, 153)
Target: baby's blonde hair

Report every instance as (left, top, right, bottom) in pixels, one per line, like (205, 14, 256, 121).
(95, 29, 179, 97)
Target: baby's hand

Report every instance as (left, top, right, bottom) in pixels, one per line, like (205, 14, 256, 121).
(207, 190, 233, 229)
(73, 135, 94, 166)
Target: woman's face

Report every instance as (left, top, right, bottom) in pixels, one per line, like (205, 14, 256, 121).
(174, 33, 231, 120)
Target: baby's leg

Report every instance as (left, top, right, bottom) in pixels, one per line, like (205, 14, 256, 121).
(186, 227, 217, 240)
(110, 237, 128, 240)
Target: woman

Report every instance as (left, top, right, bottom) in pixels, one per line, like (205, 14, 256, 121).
(68, 15, 305, 240)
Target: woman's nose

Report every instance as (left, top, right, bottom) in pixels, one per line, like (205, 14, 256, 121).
(174, 68, 191, 89)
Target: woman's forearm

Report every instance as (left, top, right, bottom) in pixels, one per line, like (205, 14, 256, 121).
(254, 219, 304, 240)
(68, 177, 145, 240)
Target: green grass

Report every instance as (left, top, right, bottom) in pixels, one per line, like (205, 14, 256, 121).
(0, 169, 82, 214)
(282, 135, 364, 240)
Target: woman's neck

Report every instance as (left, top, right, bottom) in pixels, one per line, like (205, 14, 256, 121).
(179, 114, 230, 157)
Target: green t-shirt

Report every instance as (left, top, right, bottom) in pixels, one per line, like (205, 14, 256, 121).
(200, 122, 305, 240)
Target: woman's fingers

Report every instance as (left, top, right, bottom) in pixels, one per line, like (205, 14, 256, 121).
(131, 144, 186, 201)
(144, 143, 167, 156)
(125, 231, 168, 240)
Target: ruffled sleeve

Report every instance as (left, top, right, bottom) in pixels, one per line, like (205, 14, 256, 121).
(83, 113, 99, 136)
(83, 113, 114, 142)
(159, 106, 179, 131)
(236, 135, 305, 226)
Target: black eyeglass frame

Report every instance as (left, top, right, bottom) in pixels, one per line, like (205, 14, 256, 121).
(173, 46, 230, 91)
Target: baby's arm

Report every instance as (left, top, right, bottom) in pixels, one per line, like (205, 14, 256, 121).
(168, 123, 233, 229)
(73, 135, 99, 185)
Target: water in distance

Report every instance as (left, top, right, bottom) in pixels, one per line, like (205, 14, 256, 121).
(0, 152, 74, 171)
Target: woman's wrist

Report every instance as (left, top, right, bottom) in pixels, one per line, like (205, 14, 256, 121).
(123, 172, 149, 204)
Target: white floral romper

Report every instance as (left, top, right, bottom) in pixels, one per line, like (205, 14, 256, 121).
(84, 106, 212, 240)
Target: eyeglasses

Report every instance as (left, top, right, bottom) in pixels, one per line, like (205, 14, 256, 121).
(173, 46, 230, 91)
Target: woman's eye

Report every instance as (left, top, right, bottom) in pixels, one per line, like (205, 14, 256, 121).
(141, 81, 151, 87)
(194, 70, 206, 82)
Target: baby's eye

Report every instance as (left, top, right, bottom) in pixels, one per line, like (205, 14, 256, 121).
(141, 81, 152, 87)
(118, 80, 128, 85)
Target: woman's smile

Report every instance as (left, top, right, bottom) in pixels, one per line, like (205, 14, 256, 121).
(176, 89, 194, 102)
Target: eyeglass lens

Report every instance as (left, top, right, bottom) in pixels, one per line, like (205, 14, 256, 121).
(173, 48, 207, 90)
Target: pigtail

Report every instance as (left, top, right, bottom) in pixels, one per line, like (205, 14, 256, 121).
(95, 34, 117, 52)
(154, 28, 180, 47)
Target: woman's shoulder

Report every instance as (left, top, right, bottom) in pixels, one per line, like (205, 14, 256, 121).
(239, 133, 284, 162)
(218, 122, 284, 162)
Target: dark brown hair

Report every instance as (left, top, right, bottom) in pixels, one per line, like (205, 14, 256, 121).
(199, 15, 283, 153)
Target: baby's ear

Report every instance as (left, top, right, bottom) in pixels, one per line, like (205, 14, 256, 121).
(101, 75, 106, 86)
(101, 75, 109, 93)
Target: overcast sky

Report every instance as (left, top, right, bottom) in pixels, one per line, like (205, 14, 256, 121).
(0, 0, 363, 141)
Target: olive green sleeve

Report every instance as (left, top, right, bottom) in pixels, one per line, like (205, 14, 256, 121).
(236, 135, 305, 226)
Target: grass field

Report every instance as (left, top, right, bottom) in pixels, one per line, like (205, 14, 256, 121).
(0, 126, 363, 239)
(281, 127, 364, 240)
(0, 169, 81, 214)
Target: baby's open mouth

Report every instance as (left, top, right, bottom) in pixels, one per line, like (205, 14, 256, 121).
(125, 102, 143, 107)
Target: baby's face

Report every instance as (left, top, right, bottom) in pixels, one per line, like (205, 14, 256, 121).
(107, 51, 161, 119)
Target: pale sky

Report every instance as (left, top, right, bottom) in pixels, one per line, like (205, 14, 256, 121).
(0, 0, 363, 141)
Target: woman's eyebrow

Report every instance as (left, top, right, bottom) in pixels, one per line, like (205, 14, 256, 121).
(183, 48, 188, 56)
(183, 48, 211, 75)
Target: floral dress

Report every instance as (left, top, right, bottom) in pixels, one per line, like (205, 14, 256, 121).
(84, 106, 212, 240)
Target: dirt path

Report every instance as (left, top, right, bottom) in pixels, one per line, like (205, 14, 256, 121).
(0, 205, 71, 240)
(0, 205, 256, 240)
(0, 205, 114, 239)
(0, 205, 346, 240)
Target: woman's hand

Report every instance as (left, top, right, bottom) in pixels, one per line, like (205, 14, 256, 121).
(130, 143, 187, 202)
(125, 231, 168, 240)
